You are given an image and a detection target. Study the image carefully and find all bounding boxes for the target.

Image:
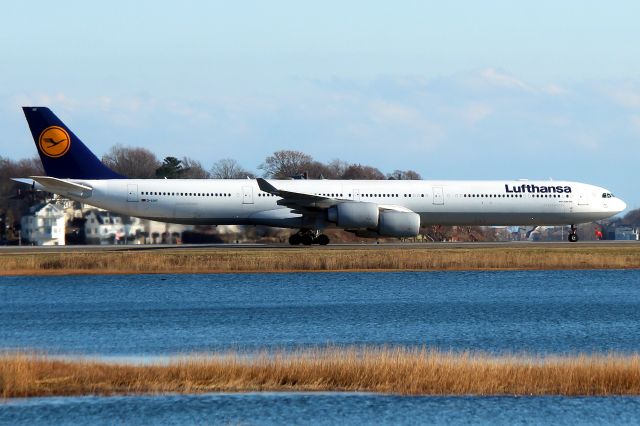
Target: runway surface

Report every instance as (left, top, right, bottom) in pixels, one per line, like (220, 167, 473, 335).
(0, 240, 637, 254)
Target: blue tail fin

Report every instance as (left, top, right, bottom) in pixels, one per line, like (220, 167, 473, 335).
(22, 107, 125, 179)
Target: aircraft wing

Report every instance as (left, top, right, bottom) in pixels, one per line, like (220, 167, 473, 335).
(12, 176, 93, 199)
(256, 178, 337, 209)
(256, 178, 418, 214)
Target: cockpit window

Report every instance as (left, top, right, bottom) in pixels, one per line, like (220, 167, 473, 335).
(602, 193, 613, 198)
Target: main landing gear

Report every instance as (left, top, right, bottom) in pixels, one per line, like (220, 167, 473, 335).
(288, 229, 330, 246)
(568, 224, 579, 242)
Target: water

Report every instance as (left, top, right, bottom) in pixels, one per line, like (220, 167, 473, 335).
(2, 394, 640, 426)
(1, 270, 640, 356)
(2, 270, 640, 424)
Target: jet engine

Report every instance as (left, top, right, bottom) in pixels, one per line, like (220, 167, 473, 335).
(377, 211, 420, 237)
(327, 202, 379, 228)
(328, 202, 421, 237)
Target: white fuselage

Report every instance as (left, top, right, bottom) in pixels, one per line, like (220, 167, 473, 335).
(47, 178, 626, 230)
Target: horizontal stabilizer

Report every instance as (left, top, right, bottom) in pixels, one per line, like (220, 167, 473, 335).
(16, 176, 93, 198)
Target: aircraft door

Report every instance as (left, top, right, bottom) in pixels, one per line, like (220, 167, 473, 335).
(353, 189, 361, 201)
(432, 187, 444, 205)
(242, 186, 254, 204)
(127, 184, 138, 202)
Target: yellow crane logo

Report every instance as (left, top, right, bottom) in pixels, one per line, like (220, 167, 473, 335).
(39, 126, 71, 158)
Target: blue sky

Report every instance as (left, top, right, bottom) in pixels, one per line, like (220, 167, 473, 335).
(2, 1, 639, 209)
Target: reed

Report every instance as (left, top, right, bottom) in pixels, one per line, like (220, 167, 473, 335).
(1, 245, 639, 275)
(2, 348, 640, 398)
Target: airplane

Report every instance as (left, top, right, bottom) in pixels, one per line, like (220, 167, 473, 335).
(14, 106, 626, 245)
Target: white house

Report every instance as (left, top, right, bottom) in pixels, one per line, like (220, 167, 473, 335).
(83, 209, 192, 244)
(84, 210, 133, 244)
(20, 203, 66, 245)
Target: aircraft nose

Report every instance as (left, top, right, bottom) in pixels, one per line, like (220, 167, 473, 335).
(615, 198, 627, 213)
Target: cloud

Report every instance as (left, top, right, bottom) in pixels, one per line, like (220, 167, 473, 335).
(370, 100, 421, 124)
(542, 84, 569, 96)
(570, 131, 601, 151)
(462, 103, 493, 125)
(11, 92, 78, 111)
(479, 68, 534, 92)
(6, 71, 639, 172)
(606, 86, 640, 109)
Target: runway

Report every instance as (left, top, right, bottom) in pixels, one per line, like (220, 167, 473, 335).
(0, 240, 637, 254)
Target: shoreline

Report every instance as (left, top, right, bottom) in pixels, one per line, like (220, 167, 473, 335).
(3, 266, 640, 277)
(1, 245, 639, 275)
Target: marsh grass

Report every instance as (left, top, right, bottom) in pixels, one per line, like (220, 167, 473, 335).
(1, 246, 639, 275)
(2, 348, 640, 397)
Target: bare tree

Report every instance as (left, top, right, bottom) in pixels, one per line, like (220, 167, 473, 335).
(303, 161, 336, 179)
(181, 157, 211, 179)
(101, 145, 159, 178)
(260, 150, 313, 178)
(326, 159, 349, 179)
(341, 164, 386, 180)
(0, 156, 46, 235)
(387, 169, 422, 180)
(622, 209, 640, 226)
(210, 159, 254, 179)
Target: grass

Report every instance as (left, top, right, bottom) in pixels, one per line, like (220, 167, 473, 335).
(1, 245, 640, 275)
(2, 348, 640, 397)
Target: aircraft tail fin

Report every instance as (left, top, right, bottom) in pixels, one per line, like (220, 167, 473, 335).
(22, 107, 124, 179)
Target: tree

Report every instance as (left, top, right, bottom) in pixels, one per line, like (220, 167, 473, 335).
(0, 156, 46, 237)
(101, 145, 159, 178)
(180, 157, 211, 179)
(341, 164, 386, 180)
(302, 161, 336, 179)
(210, 159, 254, 179)
(622, 209, 640, 227)
(387, 169, 422, 180)
(326, 159, 349, 179)
(155, 157, 186, 179)
(260, 150, 313, 178)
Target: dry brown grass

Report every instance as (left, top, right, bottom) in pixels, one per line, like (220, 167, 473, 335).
(1, 245, 639, 275)
(2, 348, 640, 398)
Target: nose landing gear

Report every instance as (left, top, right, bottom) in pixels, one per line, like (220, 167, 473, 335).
(288, 229, 330, 246)
(568, 224, 579, 242)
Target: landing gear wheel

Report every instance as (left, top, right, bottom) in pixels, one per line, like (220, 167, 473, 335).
(316, 234, 330, 245)
(301, 234, 314, 246)
(289, 233, 302, 245)
(568, 225, 578, 242)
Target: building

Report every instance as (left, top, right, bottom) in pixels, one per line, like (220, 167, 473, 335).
(84, 208, 193, 244)
(21, 201, 198, 246)
(613, 226, 639, 241)
(84, 209, 149, 244)
(20, 203, 66, 245)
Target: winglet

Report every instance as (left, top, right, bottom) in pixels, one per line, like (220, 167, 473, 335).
(256, 178, 280, 195)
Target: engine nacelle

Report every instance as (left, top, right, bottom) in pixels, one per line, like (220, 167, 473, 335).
(377, 211, 421, 237)
(327, 202, 379, 228)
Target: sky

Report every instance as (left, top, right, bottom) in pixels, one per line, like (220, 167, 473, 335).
(1, 1, 639, 209)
